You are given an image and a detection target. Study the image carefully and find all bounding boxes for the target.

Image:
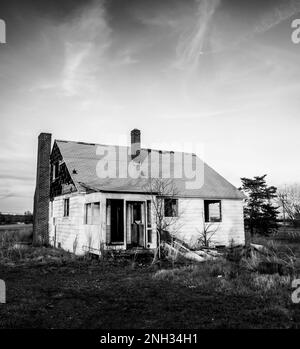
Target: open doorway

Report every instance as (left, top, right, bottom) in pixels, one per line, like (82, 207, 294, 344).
(107, 199, 124, 244)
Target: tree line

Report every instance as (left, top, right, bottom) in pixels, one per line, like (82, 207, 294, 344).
(240, 175, 300, 236)
(0, 211, 33, 225)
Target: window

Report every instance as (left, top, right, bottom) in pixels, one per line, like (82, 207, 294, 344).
(55, 162, 59, 178)
(147, 230, 152, 243)
(204, 200, 222, 222)
(147, 200, 152, 244)
(52, 162, 59, 181)
(50, 201, 53, 217)
(164, 198, 178, 217)
(147, 200, 152, 227)
(132, 202, 141, 223)
(52, 164, 55, 181)
(85, 202, 101, 224)
(85, 203, 92, 224)
(64, 198, 69, 217)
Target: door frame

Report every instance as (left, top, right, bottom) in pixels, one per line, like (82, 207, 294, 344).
(126, 200, 147, 248)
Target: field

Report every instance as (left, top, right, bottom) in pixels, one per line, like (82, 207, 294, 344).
(0, 233, 300, 329)
(0, 224, 32, 243)
(0, 224, 33, 231)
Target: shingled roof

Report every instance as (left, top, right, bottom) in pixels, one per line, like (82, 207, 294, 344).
(55, 140, 245, 199)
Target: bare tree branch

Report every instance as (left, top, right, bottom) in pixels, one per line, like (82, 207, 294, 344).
(277, 184, 300, 222)
(143, 177, 183, 260)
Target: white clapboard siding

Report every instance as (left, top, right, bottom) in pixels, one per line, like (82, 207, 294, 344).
(168, 198, 245, 247)
(49, 194, 92, 255)
(49, 193, 244, 255)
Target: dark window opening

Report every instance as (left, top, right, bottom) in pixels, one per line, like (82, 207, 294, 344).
(147, 230, 152, 243)
(204, 200, 222, 222)
(55, 162, 59, 178)
(164, 198, 178, 217)
(64, 198, 70, 217)
(147, 200, 152, 228)
(132, 202, 142, 223)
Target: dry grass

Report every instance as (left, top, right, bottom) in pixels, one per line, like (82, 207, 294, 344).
(153, 234, 300, 302)
(0, 230, 24, 261)
(1, 234, 300, 328)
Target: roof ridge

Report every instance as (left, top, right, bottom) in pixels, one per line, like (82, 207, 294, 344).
(55, 139, 196, 155)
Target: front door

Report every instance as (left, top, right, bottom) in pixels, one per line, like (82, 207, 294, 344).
(126, 202, 145, 247)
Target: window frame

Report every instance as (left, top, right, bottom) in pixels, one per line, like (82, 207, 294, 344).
(52, 162, 60, 181)
(204, 200, 222, 223)
(164, 198, 178, 217)
(84, 202, 101, 225)
(146, 200, 152, 244)
(63, 198, 70, 217)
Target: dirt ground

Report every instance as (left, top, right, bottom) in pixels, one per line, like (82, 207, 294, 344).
(0, 250, 299, 329)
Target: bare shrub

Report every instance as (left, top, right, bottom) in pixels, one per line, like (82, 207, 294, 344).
(195, 213, 219, 248)
(144, 178, 183, 261)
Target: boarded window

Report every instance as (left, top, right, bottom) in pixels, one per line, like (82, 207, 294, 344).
(85, 202, 100, 225)
(204, 200, 222, 222)
(164, 199, 178, 217)
(64, 198, 69, 217)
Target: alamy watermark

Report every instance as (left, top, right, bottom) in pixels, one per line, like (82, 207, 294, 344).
(291, 19, 300, 44)
(291, 279, 300, 304)
(0, 19, 6, 44)
(95, 139, 205, 190)
(0, 279, 6, 303)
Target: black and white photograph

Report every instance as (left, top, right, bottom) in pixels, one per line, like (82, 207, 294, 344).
(0, 0, 300, 340)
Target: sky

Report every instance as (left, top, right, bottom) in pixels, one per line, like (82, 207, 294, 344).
(0, 0, 300, 213)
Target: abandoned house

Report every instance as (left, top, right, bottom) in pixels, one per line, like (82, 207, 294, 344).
(33, 129, 245, 255)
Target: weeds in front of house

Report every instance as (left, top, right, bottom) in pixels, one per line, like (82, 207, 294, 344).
(0, 230, 25, 261)
(153, 234, 300, 303)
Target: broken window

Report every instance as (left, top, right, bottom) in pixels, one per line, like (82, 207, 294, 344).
(85, 202, 100, 225)
(164, 198, 178, 217)
(64, 198, 69, 217)
(204, 200, 222, 222)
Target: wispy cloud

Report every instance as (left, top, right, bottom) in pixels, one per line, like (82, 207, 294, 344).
(210, 0, 300, 55)
(175, 0, 221, 70)
(111, 49, 139, 66)
(253, 0, 300, 35)
(61, 0, 111, 96)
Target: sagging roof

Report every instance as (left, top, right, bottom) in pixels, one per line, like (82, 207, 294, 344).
(54, 139, 245, 199)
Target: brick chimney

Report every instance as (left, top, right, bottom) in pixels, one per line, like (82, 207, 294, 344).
(33, 133, 52, 246)
(131, 129, 141, 161)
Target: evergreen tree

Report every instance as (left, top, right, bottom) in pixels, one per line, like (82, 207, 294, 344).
(240, 175, 279, 235)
